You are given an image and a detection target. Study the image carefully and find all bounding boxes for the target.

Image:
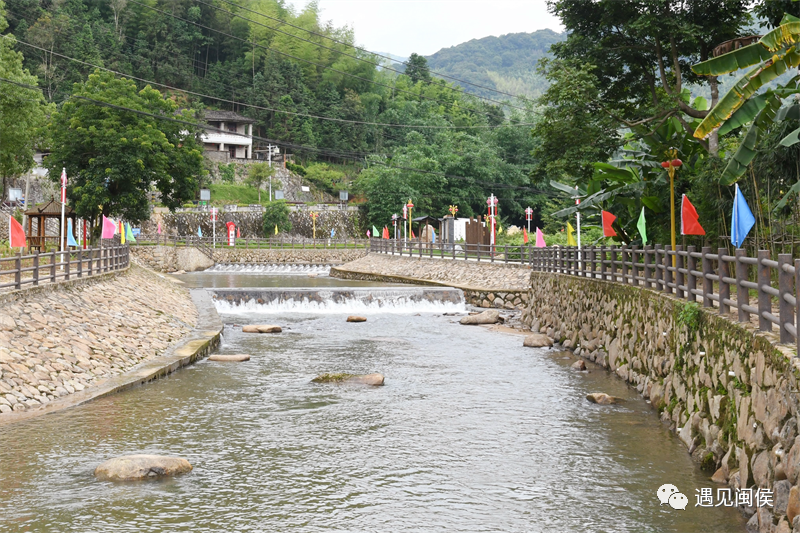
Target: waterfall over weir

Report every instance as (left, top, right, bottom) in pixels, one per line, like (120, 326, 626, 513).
(205, 263, 332, 275)
(210, 287, 466, 314)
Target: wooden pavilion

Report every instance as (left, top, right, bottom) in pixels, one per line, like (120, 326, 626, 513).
(24, 199, 77, 251)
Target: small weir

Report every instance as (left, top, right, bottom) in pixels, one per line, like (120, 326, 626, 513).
(210, 286, 466, 313)
(205, 263, 332, 274)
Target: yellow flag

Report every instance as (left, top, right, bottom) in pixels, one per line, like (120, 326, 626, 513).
(120, 222, 126, 244)
(567, 222, 577, 246)
(274, 224, 278, 235)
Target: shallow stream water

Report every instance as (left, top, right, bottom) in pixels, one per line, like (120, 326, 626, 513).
(0, 272, 745, 532)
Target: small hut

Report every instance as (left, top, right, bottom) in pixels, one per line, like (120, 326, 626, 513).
(24, 199, 77, 251)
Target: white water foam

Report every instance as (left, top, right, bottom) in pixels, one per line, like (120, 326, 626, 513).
(213, 288, 466, 315)
(205, 263, 331, 275)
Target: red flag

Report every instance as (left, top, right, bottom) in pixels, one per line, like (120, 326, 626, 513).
(382, 226, 389, 239)
(681, 194, 705, 235)
(411, 229, 416, 239)
(523, 227, 529, 244)
(9, 216, 26, 248)
(236, 227, 241, 238)
(601, 210, 617, 237)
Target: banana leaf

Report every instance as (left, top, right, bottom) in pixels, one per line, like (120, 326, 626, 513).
(719, 95, 782, 185)
(760, 21, 800, 51)
(776, 179, 800, 210)
(692, 42, 772, 76)
(549, 180, 584, 196)
(718, 93, 770, 136)
(779, 126, 800, 146)
(777, 103, 800, 121)
(640, 196, 663, 213)
(695, 50, 800, 139)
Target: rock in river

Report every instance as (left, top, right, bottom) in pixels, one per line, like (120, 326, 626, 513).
(571, 360, 587, 371)
(347, 316, 367, 323)
(311, 373, 385, 386)
(94, 455, 193, 481)
(459, 310, 500, 325)
(209, 354, 250, 362)
(523, 334, 553, 348)
(586, 393, 623, 405)
(242, 325, 282, 333)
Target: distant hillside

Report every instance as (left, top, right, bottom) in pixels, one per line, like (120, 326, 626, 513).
(425, 30, 566, 100)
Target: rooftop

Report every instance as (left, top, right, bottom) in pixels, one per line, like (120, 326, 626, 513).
(203, 110, 256, 124)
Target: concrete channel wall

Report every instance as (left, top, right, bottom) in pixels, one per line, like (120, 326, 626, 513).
(522, 271, 800, 531)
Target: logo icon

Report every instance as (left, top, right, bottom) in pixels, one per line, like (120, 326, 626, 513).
(657, 484, 688, 510)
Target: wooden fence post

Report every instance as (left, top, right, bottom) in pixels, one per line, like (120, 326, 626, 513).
(643, 245, 652, 288)
(654, 245, 663, 290)
(702, 247, 713, 308)
(675, 245, 684, 298)
(687, 246, 697, 303)
(77, 248, 83, 278)
(719, 248, 730, 315)
(758, 250, 771, 331)
(33, 250, 39, 287)
(14, 251, 21, 290)
(599, 245, 607, 280)
(779, 254, 793, 343)
(50, 250, 56, 283)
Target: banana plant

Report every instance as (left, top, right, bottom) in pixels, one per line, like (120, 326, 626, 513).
(692, 14, 800, 185)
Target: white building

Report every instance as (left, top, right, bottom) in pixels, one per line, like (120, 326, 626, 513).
(201, 110, 255, 160)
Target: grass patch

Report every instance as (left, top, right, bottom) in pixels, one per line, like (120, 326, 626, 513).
(208, 183, 266, 206)
(311, 373, 356, 383)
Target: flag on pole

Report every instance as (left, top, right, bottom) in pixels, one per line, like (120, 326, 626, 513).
(567, 222, 577, 246)
(382, 226, 389, 239)
(731, 183, 755, 248)
(9, 215, 26, 248)
(101, 215, 117, 239)
(535, 228, 546, 248)
(275, 224, 279, 235)
(120, 222, 126, 244)
(236, 227, 240, 238)
(157, 221, 162, 234)
(66, 219, 78, 247)
(60, 168, 67, 204)
(637, 207, 647, 245)
(367, 229, 371, 238)
(372, 225, 379, 238)
(681, 194, 705, 235)
(523, 227, 529, 244)
(432, 229, 436, 243)
(197, 226, 202, 238)
(125, 223, 136, 243)
(331, 228, 335, 238)
(601, 210, 617, 237)
(411, 229, 416, 239)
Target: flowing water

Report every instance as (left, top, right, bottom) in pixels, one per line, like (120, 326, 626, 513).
(0, 273, 745, 532)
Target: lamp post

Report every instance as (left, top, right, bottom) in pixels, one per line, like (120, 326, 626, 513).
(391, 213, 398, 240)
(486, 194, 498, 249)
(406, 199, 414, 241)
(661, 152, 683, 267)
(524, 206, 533, 234)
(310, 211, 319, 240)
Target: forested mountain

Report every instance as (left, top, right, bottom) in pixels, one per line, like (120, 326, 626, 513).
(0, 0, 542, 229)
(425, 30, 566, 99)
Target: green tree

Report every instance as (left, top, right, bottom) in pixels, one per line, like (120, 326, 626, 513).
(246, 162, 276, 202)
(45, 70, 205, 225)
(262, 200, 291, 235)
(0, 0, 49, 197)
(404, 53, 431, 84)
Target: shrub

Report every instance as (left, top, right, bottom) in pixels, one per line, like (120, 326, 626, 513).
(262, 200, 292, 235)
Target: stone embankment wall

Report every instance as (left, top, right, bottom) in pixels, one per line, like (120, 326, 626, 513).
(0, 266, 197, 415)
(522, 272, 800, 531)
(332, 254, 530, 309)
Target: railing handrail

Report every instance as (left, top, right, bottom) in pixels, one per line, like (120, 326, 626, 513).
(368, 239, 800, 356)
(0, 244, 129, 292)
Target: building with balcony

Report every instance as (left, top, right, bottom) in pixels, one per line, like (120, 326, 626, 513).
(201, 110, 255, 161)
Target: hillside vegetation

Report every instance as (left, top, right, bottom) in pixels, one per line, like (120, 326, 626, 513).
(425, 30, 566, 99)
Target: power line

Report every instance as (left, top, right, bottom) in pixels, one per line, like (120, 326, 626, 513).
(193, 0, 528, 110)
(5, 34, 535, 131)
(205, 0, 525, 101)
(124, 0, 519, 126)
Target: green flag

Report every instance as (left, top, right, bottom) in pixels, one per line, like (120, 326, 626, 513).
(372, 225, 379, 237)
(637, 207, 647, 245)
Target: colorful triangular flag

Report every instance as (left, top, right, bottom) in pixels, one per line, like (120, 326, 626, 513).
(432, 229, 436, 243)
(9, 215, 26, 248)
(236, 227, 241, 238)
(637, 207, 647, 245)
(274, 224, 278, 235)
(125, 223, 136, 243)
(197, 226, 202, 238)
(157, 221, 162, 234)
(67, 219, 79, 247)
(372, 225, 379, 238)
(681, 194, 705, 235)
(535, 228, 546, 248)
(101, 215, 116, 239)
(601, 210, 617, 237)
(567, 222, 577, 246)
(523, 227, 529, 244)
(731, 184, 755, 248)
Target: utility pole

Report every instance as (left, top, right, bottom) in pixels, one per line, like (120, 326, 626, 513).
(267, 144, 280, 202)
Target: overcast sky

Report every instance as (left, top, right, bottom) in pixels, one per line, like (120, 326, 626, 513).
(284, 0, 563, 58)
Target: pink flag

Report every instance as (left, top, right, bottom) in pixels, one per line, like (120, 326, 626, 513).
(9, 216, 26, 248)
(101, 215, 117, 239)
(535, 228, 546, 248)
(157, 221, 162, 234)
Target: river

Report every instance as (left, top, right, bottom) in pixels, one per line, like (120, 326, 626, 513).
(0, 269, 745, 532)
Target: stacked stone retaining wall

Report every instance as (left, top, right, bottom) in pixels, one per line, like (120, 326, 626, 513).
(0, 265, 198, 416)
(522, 271, 800, 531)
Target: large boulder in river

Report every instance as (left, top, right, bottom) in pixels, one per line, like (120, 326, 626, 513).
(586, 392, 623, 405)
(347, 316, 367, 323)
(523, 334, 553, 348)
(311, 373, 385, 386)
(209, 354, 250, 362)
(242, 324, 282, 333)
(459, 310, 500, 325)
(94, 455, 193, 481)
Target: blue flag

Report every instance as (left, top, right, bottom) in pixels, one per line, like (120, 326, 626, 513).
(66, 219, 79, 247)
(198, 226, 203, 238)
(331, 228, 335, 238)
(432, 229, 436, 243)
(731, 183, 755, 248)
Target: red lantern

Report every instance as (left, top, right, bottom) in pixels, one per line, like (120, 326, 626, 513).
(671, 159, 683, 167)
(661, 161, 670, 168)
